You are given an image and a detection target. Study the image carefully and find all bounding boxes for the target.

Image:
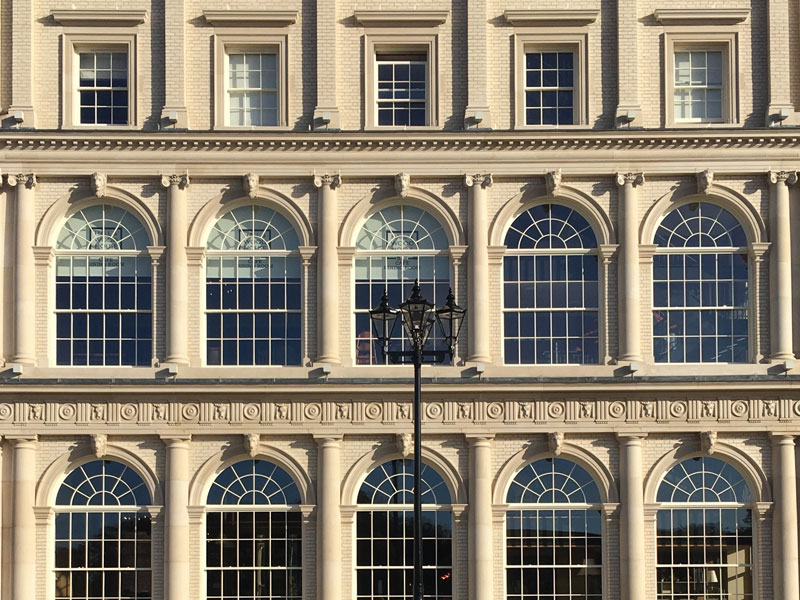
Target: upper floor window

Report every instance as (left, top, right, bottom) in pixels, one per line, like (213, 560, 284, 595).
(206, 205, 302, 366)
(354, 205, 451, 364)
(524, 51, 574, 126)
(503, 204, 599, 364)
(78, 51, 129, 125)
(356, 459, 453, 599)
(653, 202, 749, 363)
(673, 50, 723, 122)
(506, 458, 603, 600)
(206, 459, 302, 600)
(227, 51, 279, 127)
(55, 460, 152, 600)
(656, 457, 753, 600)
(55, 205, 152, 366)
(376, 53, 428, 127)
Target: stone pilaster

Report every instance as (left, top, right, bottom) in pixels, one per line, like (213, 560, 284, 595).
(616, 172, 644, 362)
(8, 174, 36, 364)
(614, 0, 641, 126)
(467, 435, 493, 600)
(314, 173, 341, 364)
(771, 434, 800, 600)
(618, 434, 646, 600)
(162, 436, 191, 600)
(313, 0, 340, 129)
(9, 436, 37, 600)
(765, 0, 795, 126)
(768, 171, 796, 360)
(160, 0, 190, 128)
(465, 174, 492, 362)
(464, 0, 492, 128)
(8, 0, 35, 126)
(316, 436, 342, 600)
(162, 174, 190, 364)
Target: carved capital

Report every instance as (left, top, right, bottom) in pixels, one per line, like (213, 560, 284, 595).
(464, 173, 493, 189)
(696, 169, 714, 195)
(769, 170, 798, 186)
(243, 173, 259, 199)
(545, 169, 562, 196)
(160, 173, 190, 189)
(243, 433, 260, 458)
(313, 173, 341, 189)
(395, 172, 411, 197)
(90, 433, 108, 458)
(91, 172, 107, 198)
(700, 431, 718, 454)
(548, 431, 565, 455)
(615, 172, 645, 187)
(8, 173, 36, 189)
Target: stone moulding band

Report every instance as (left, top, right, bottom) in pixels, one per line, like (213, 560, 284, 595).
(0, 397, 796, 432)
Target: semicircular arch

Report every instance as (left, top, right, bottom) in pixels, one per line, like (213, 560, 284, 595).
(37, 186, 162, 248)
(643, 440, 770, 504)
(36, 444, 163, 507)
(188, 188, 314, 248)
(340, 186, 464, 248)
(640, 184, 766, 246)
(342, 443, 466, 506)
(489, 184, 615, 247)
(189, 444, 314, 506)
(493, 441, 618, 505)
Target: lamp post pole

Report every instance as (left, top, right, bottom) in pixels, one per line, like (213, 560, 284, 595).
(370, 281, 465, 600)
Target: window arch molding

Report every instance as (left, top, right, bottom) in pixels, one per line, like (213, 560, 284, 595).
(339, 186, 464, 248)
(342, 443, 467, 505)
(493, 441, 617, 506)
(640, 186, 766, 247)
(36, 188, 163, 249)
(643, 440, 771, 505)
(489, 184, 615, 247)
(189, 444, 315, 506)
(36, 445, 162, 508)
(188, 190, 314, 249)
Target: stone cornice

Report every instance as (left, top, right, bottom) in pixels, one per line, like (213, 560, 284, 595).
(653, 8, 749, 26)
(353, 10, 449, 27)
(503, 9, 599, 26)
(51, 9, 148, 26)
(202, 10, 298, 27)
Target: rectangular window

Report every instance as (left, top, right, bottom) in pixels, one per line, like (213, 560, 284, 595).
(376, 53, 428, 127)
(673, 50, 723, 122)
(227, 51, 279, 127)
(78, 51, 129, 125)
(524, 51, 575, 126)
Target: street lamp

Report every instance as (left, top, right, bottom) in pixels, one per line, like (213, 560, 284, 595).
(370, 281, 465, 600)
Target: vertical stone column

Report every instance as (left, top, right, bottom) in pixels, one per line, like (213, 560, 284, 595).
(465, 174, 492, 363)
(162, 436, 191, 600)
(769, 171, 796, 360)
(467, 436, 493, 600)
(9, 0, 35, 126)
(313, 0, 340, 129)
(314, 174, 342, 364)
(316, 436, 342, 600)
(464, 0, 492, 128)
(618, 434, 646, 600)
(765, 0, 795, 126)
(161, 0, 190, 127)
(9, 436, 36, 600)
(772, 434, 800, 600)
(8, 174, 36, 364)
(616, 173, 644, 362)
(614, 0, 641, 126)
(162, 174, 190, 365)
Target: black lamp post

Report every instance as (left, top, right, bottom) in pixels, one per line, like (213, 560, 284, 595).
(370, 281, 465, 600)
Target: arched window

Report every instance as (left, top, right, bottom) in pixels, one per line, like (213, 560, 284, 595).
(54, 460, 152, 599)
(55, 205, 152, 366)
(503, 204, 599, 364)
(206, 459, 302, 600)
(356, 459, 453, 599)
(355, 205, 451, 364)
(653, 202, 749, 363)
(505, 458, 603, 600)
(656, 457, 753, 599)
(206, 205, 302, 366)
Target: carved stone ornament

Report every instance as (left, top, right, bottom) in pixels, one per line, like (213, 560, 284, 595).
(395, 172, 411, 198)
(696, 169, 714, 195)
(769, 170, 798, 186)
(396, 432, 413, 457)
(545, 169, 562, 196)
(464, 173, 493, 188)
(160, 173, 190, 189)
(90, 172, 107, 198)
(313, 172, 341, 189)
(7, 173, 36, 188)
(243, 433, 261, 458)
(90, 433, 108, 458)
(615, 172, 645, 187)
(548, 431, 565, 456)
(243, 173, 259, 199)
(700, 431, 718, 455)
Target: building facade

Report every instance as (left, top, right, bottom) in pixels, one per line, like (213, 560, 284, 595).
(1, 1, 800, 600)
